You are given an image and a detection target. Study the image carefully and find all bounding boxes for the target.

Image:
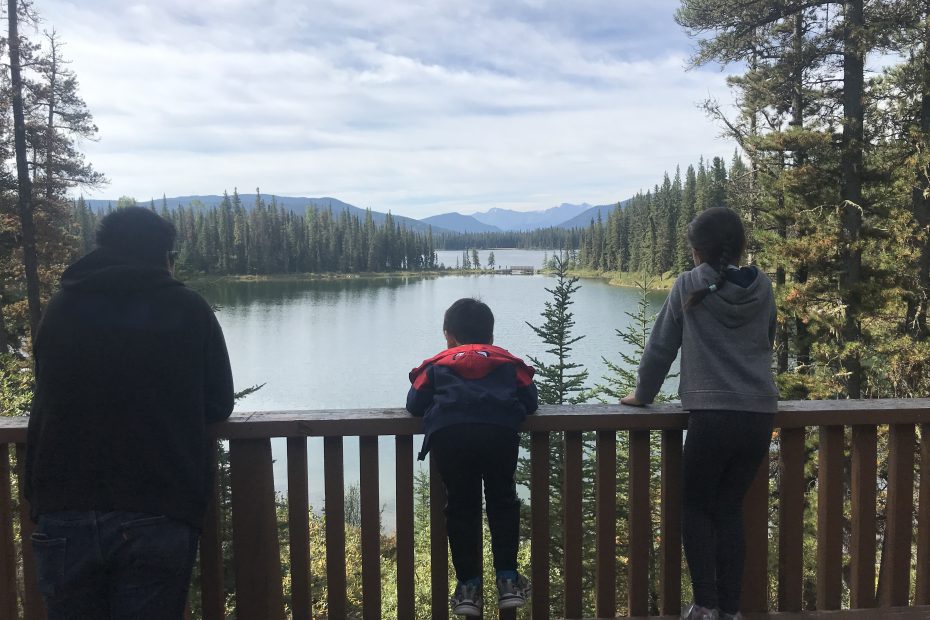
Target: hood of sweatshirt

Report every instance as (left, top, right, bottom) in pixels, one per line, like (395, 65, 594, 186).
(60, 248, 184, 294)
(686, 262, 772, 329)
(409, 344, 535, 389)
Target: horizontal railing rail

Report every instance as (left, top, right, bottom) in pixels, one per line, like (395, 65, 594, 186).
(1, 399, 929, 619)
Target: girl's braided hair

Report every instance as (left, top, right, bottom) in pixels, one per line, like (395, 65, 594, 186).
(684, 207, 747, 309)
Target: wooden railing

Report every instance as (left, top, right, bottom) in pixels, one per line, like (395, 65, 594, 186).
(2, 400, 930, 619)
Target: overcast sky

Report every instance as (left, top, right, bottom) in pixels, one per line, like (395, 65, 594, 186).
(36, 0, 736, 218)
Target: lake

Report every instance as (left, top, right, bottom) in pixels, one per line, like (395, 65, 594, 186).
(194, 249, 672, 528)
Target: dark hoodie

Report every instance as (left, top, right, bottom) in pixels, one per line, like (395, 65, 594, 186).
(634, 262, 778, 413)
(407, 344, 538, 459)
(25, 249, 234, 528)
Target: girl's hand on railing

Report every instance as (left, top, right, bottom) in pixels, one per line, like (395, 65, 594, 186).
(621, 394, 643, 407)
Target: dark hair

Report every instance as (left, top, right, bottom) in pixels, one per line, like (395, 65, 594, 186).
(443, 298, 494, 344)
(685, 207, 747, 308)
(96, 206, 177, 266)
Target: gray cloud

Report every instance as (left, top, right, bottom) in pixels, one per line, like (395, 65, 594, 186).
(39, 0, 735, 217)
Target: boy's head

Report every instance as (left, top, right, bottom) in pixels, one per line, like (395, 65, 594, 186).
(443, 298, 494, 346)
(97, 206, 177, 267)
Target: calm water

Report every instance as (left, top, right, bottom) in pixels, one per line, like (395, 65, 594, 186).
(193, 249, 671, 528)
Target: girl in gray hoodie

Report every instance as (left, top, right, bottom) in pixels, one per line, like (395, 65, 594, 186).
(622, 207, 777, 620)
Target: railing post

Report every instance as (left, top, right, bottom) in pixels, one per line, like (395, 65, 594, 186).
(881, 424, 915, 607)
(850, 425, 877, 609)
(628, 429, 650, 617)
(816, 426, 844, 610)
(530, 432, 550, 620)
(15, 443, 44, 620)
(563, 430, 583, 619)
(595, 430, 616, 619)
(918, 423, 930, 605)
(429, 451, 449, 620)
(0, 443, 17, 620)
(660, 429, 682, 617)
(359, 436, 381, 620)
(777, 427, 805, 613)
(323, 436, 347, 619)
(287, 437, 311, 620)
(395, 435, 415, 620)
(740, 451, 769, 613)
(229, 438, 285, 620)
(200, 442, 226, 620)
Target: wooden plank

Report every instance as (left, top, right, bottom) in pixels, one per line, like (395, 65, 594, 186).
(880, 424, 915, 607)
(15, 443, 44, 620)
(0, 444, 17, 620)
(430, 451, 449, 620)
(287, 437, 311, 620)
(777, 428, 805, 613)
(595, 430, 617, 619)
(323, 436, 347, 620)
(530, 431, 550, 620)
(660, 429, 682, 617)
(229, 438, 285, 620)
(741, 453, 770, 613)
(917, 423, 930, 605)
(563, 430, 584, 619)
(359, 436, 381, 620)
(628, 429, 650, 618)
(395, 435, 415, 620)
(200, 442, 226, 620)
(4, 400, 930, 442)
(850, 425, 877, 609)
(816, 426, 844, 610)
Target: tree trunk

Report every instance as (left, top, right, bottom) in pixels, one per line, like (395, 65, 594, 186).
(8, 0, 42, 342)
(840, 0, 865, 398)
(792, 11, 812, 376)
(907, 12, 930, 340)
(45, 32, 57, 203)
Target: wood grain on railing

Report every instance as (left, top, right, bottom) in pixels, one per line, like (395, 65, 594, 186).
(777, 427, 805, 613)
(287, 437, 311, 620)
(530, 431, 550, 620)
(429, 452, 449, 620)
(359, 436, 381, 620)
(918, 424, 930, 605)
(660, 429, 682, 617)
(563, 430, 583, 619)
(741, 456, 769, 613)
(816, 426, 844, 610)
(394, 435, 415, 620)
(595, 430, 616, 619)
(882, 424, 916, 607)
(229, 438, 285, 620)
(850, 425, 877, 609)
(0, 443, 16, 620)
(628, 429, 650, 618)
(323, 436, 346, 619)
(200, 443, 225, 620)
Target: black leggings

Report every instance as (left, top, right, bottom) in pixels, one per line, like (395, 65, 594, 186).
(682, 410, 774, 614)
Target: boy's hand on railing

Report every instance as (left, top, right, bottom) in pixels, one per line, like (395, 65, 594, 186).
(621, 394, 644, 407)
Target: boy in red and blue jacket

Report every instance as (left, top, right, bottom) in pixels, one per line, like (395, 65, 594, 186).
(407, 298, 537, 617)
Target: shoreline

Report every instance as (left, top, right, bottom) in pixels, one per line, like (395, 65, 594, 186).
(566, 269, 676, 291)
(182, 269, 513, 285)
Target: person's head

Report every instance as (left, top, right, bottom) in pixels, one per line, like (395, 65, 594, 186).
(443, 297, 494, 347)
(685, 207, 747, 308)
(96, 207, 177, 268)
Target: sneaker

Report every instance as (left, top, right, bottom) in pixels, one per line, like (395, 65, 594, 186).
(450, 582, 482, 617)
(682, 603, 719, 620)
(719, 613, 743, 620)
(496, 574, 530, 610)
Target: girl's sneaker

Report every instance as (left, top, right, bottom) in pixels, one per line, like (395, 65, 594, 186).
(450, 582, 482, 617)
(496, 574, 531, 609)
(681, 603, 719, 620)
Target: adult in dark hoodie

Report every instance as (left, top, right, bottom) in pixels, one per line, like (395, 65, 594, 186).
(25, 207, 234, 620)
(623, 208, 777, 620)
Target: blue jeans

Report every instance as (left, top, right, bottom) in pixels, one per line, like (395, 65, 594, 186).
(30, 511, 199, 620)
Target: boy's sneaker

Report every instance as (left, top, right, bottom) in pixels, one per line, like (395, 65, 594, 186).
(682, 603, 719, 620)
(496, 574, 530, 610)
(450, 582, 482, 617)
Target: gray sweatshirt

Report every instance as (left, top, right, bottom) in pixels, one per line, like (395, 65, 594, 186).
(634, 263, 778, 413)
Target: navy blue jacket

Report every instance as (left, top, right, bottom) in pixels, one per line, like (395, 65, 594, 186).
(407, 344, 538, 459)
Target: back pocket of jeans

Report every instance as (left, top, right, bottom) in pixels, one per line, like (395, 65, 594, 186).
(30, 533, 66, 597)
(117, 515, 195, 574)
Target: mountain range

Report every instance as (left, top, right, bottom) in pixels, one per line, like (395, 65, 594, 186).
(82, 195, 627, 234)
